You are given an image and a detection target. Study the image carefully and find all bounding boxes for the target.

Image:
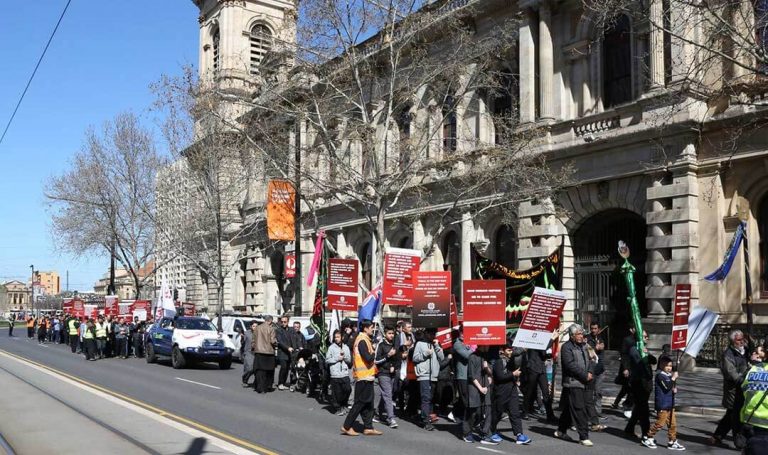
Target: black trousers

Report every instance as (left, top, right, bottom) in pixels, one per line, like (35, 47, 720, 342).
(133, 335, 144, 358)
(454, 379, 468, 418)
(615, 382, 634, 408)
(69, 334, 78, 353)
(523, 371, 554, 418)
(626, 381, 652, 436)
(8, 324, 13, 337)
(84, 339, 97, 360)
(116, 338, 128, 358)
(27, 327, 34, 338)
(343, 380, 374, 430)
(745, 428, 768, 454)
(433, 379, 455, 416)
(492, 391, 523, 435)
(715, 392, 746, 447)
(558, 387, 589, 441)
(277, 357, 291, 386)
(330, 377, 352, 410)
(463, 403, 491, 437)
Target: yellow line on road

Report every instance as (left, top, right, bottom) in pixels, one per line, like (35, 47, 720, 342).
(0, 348, 279, 455)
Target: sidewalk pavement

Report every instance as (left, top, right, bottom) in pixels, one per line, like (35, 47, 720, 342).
(0, 352, 254, 454)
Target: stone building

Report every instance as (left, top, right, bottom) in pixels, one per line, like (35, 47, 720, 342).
(166, 0, 768, 352)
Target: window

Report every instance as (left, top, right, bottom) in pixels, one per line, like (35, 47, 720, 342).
(442, 96, 457, 153)
(250, 24, 273, 75)
(490, 71, 518, 145)
(442, 231, 462, 302)
(603, 15, 633, 108)
(494, 225, 517, 268)
(760, 196, 768, 296)
(212, 28, 221, 74)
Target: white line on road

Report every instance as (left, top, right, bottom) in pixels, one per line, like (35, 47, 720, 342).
(174, 377, 221, 390)
(476, 447, 505, 454)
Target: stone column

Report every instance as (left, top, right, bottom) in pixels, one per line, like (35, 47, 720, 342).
(538, 1, 554, 120)
(461, 213, 474, 281)
(649, 0, 665, 89)
(519, 9, 536, 123)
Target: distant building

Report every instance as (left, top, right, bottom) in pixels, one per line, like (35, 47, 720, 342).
(93, 262, 155, 300)
(30, 271, 60, 296)
(3, 280, 29, 308)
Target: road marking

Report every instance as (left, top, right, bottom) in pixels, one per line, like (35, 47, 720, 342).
(0, 349, 278, 455)
(175, 377, 221, 390)
(477, 447, 505, 454)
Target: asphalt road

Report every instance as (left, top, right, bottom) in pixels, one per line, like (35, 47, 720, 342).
(0, 333, 735, 454)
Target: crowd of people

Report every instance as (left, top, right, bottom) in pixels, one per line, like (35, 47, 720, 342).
(16, 313, 148, 361)
(17, 310, 768, 452)
(237, 315, 692, 449)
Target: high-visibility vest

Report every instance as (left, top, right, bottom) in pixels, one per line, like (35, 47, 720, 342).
(68, 320, 78, 335)
(741, 363, 768, 429)
(95, 322, 108, 338)
(26, 318, 34, 328)
(83, 327, 95, 339)
(353, 333, 377, 380)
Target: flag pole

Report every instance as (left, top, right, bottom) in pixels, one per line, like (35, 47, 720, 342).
(742, 221, 754, 339)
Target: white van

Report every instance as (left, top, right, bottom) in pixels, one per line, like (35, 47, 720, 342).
(215, 314, 267, 361)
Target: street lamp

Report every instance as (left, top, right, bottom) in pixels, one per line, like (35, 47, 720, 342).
(29, 265, 34, 317)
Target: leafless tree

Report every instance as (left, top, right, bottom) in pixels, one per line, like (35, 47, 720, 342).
(46, 112, 164, 299)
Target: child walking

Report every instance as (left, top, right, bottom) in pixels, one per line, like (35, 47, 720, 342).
(643, 357, 686, 450)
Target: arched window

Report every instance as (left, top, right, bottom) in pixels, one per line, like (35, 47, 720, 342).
(494, 225, 517, 268)
(250, 24, 273, 75)
(442, 96, 457, 153)
(603, 15, 632, 108)
(442, 231, 462, 302)
(759, 196, 768, 295)
(212, 28, 221, 74)
(359, 242, 372, 291)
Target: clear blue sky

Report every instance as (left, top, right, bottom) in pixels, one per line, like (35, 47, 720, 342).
(0, 1, 198, 291)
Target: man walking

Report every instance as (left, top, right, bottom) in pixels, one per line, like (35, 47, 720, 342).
(709, 329, 750, 449)
(252, 316, 277, 394)
(491, 342, 532, 445)
(586, 322, 606, 421)
(241, 321, 256, 387)
(413, 328, 444, 431)
(555, 324, 594, 447)
(341, 319, 382, 436)
(276, 315, 295, 390)
(626, 331, 657, 444)
(375, 326, 399, 428)
(453, 328, 473, 422)
(522, 343, 556, 421)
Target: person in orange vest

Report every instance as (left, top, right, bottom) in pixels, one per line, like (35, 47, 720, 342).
(341, 319, 382, 436)
(26, 316, 35, 339)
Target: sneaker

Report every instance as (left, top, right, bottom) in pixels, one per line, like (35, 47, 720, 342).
(624, 410, 633, 419)
(389, 419, 398, 429)
(480, 437, 499, 445)
(570, 426, 576, 431)
(446, 412, 456, 423)
(580, 439, 594, 447)
(277, 384, 288, 391)
(516, 433, 532, 445)
(336, 408, 346, 416)
(667, 441, 686, 451)
(489, 433, 502, 443)
(600, 415, 609, 421)
(463, 434, 478, 443)
(641, 437, 658, 449)
(554, 431, 572, 442)
(372, 416, 381, 423)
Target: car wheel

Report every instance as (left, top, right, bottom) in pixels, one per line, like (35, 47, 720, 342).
(145, 343, 157, 364)
(172, 346, 186, 369)
(219, 356, 232, 370)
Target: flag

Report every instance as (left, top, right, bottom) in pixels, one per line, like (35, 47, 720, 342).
(684, 306, 720, 358)
(266, 179, 295, 241)
(310, 237, 329, 355)
(157, 276, 176, 318)
(704, 221, 746, 282)
(328, 310, 341, 343)
(358, 281, 382, 327)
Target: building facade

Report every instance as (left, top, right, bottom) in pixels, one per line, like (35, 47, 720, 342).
(3, 281, 29, 308)
(32, 271, 60, 296)
(170, 0, 768, 352)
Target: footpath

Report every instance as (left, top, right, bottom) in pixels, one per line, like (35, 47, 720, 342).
(0, 351, 256, 455)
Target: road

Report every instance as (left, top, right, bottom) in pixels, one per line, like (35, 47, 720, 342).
(0, 334, 731, 454)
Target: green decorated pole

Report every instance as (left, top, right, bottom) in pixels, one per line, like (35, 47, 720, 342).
(619, 241, 646, 359)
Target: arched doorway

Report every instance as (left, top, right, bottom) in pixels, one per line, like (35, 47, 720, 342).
(573, 209, 646, 349)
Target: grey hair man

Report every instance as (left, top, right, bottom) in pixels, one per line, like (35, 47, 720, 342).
(710, 329, 750, 449)
(555, 324, 595, 447)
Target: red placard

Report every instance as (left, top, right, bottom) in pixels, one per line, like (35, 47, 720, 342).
(514, 287, 567, 350)
(463, 280, 506, 345)
(104, 296, 119, 317)
(436, 295, 460, 348)
(182, 302, 196, 316)
(62, 299, 74, 314)
(671, 284, 692, 350)
(285, 254, 297, 279)
(382, 248, 421, 306)
(84, 304, 97, 319)
(72, 299, 85, 318)
(328, 258, 359, 311)
(412, 271, 451, 328)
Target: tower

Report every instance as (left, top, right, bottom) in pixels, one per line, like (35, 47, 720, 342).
(193, 0, 296, 94)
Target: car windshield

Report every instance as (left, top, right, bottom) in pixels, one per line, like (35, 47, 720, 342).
(175, 319, 217, 331)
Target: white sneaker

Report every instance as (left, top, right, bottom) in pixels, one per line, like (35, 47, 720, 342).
(446, 412, 456, 423)
(579, 439, 594, 447)
(641, 437, 658, 449)
(624, 410, 633, 419)
(667, 440, 686, 451)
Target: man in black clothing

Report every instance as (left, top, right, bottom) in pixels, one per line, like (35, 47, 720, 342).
(463, 344, 494, 444)
(709, 329, 750, 449)
(624, 331, 657, 440)
(586, 322, 606, 422)
(275, 315, 295, 390)
(492, 343, 530, 444)
(522, 344, 556, 421)
(614, 328, 636, 411)
(375, 326, 399, 427)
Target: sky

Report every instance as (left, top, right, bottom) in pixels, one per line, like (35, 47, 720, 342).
(0, 1, 198, 292)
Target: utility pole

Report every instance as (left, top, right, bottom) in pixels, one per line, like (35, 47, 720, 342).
(293, 120, 302, 317)
(29, 265, 34, 317)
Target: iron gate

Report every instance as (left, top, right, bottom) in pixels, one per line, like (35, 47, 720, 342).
(575, 255, 619, 349)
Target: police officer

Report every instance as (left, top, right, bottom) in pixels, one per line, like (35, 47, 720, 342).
(67, 316, 79, 353)
(95, 316, 109, 359)
(741, 356, 768, 455)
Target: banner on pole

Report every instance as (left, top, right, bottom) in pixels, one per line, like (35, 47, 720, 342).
(513, 287, 567, 350)
(84, 304, 97, 319)
(382, 248, 421, 306)
(266, 179, 296, 241)
(327, 258, 359, 311)
(62, 299, 74, 314)
(463, 280, 506, 345)
(285, 254, 297, 279)
(671, 284, 692, 350)
(412, 271, 451, 328)
(104, 295, 119, 317)
(72, 299, 85, 318)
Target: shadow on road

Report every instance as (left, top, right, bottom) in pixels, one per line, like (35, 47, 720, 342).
(182, 437, 207, 455)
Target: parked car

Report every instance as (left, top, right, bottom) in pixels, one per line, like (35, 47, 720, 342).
(214, 314, 266, 362)
(145, 316, 236, 369)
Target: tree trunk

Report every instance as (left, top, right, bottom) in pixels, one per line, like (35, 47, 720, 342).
(375, 200, 386, 284)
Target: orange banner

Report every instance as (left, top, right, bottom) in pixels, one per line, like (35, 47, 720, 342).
(267, 179, 296, 241)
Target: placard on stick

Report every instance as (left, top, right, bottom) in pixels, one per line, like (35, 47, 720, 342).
(412, 271, 451, 328)
(463, 279, 506, 345)
(513, 287, 567, 350)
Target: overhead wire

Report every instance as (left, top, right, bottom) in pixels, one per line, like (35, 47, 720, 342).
(0, 0, 73, 146)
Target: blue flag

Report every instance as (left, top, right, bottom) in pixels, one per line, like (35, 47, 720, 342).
(358, 281, 382, 327)
(704, 221, 745, 282)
